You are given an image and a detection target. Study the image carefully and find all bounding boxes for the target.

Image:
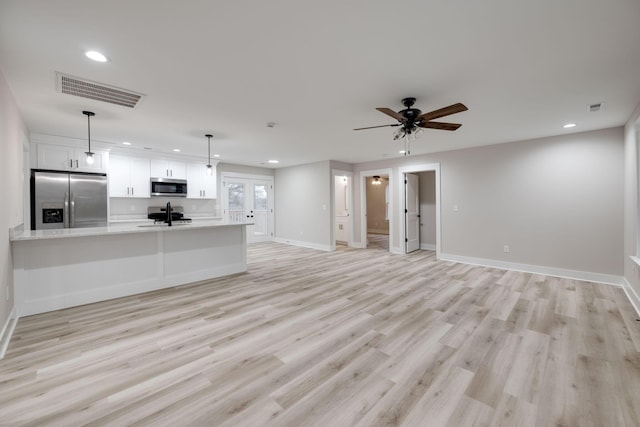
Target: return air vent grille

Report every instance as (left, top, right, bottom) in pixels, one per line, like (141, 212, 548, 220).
(56, 72, 143, 108)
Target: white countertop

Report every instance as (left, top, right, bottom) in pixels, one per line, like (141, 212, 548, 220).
(10, 219, 253, 242)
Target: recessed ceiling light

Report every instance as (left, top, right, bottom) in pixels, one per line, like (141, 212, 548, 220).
(268, 160, 279, 164)
(563, 123, 576, 128)
(172, 148, 181, 152)
(122, 141, 131, 145)
(85, 50, 108, 62)
(213, 154, 221, 158)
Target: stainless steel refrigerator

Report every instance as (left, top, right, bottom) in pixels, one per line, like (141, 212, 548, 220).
(31, 170, 108, 230)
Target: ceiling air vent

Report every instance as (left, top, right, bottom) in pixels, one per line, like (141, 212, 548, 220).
(56, 72, 143, 108)
(588, 102, 603, 112)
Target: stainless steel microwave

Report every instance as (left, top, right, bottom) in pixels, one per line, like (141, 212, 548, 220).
(150, 177, 187, 197)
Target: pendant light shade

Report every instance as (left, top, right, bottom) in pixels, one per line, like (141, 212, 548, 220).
(205, 134, 213, 176)
(83, 111, 95, 164)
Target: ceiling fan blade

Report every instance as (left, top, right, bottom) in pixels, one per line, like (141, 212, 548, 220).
(419, 103, 468, 121)
(419, 121, 462, 131)
(376, 107, 406, 122)
(353, 124, 401, 131)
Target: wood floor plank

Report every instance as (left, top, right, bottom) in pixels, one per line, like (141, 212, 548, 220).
(1, 241, 639, 426)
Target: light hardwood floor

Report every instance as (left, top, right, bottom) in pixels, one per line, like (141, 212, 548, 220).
(1, 242, 640, 426)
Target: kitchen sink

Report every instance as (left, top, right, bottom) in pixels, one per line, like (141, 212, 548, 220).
(137, 223, 191, 228)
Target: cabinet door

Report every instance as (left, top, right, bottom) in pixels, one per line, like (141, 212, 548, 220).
(202, 166, 216, 199)
(108, 155, 131, 197)
(76, 149, 108, 173)
(186, 163, 204, 199)
(129, 157, 150, 197)
(168, 161, 186, 179)
(150, 159, 169, 178)
(37, 144, 73, 171)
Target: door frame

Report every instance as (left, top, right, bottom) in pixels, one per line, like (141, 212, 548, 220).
(359, 168, 394, 252)
(331, 169, 354, 250)
(220, 172, 275, 243)
(398, 163, 441, 257)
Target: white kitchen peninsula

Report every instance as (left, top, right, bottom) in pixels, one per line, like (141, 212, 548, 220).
(10, 221, 250, 316)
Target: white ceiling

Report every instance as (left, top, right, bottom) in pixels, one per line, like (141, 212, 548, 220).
(1, 1, 639, 168)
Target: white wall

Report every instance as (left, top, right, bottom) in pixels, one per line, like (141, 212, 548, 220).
(275, 160, 332, 250)
(354, 127, 624, 278)
(419, 171, 436, 248)
(0, 70, 27, 340)
(623, 102, 640, 307)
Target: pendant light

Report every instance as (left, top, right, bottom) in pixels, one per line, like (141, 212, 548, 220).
(205, 134, 213, 175)
(82, 110, 95, 164)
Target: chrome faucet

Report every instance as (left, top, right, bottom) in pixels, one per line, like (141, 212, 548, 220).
(166, 201, 172, 226)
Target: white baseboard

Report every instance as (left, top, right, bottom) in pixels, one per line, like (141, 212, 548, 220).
(421, 243, 436, 251)
(439, 252, 624, 287)
(273, 237, 332, 252)
(622, 278, 640, 318)
(0, 306, 17, 359)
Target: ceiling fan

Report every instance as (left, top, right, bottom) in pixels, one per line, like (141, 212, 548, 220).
(354, 97, 468, 144)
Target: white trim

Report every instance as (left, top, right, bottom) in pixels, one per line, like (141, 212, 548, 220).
(398, 163, 441, 258)
(421, 243, 436, 251)
(274, 237, 332, 252)
(440, 252, 624, 286)
(220, 171, 275, 181)
(0, 306, 17, 359)
(622, 278, 640, 318)
(389, 245, 403, 255)
(360, 168, 394, 251)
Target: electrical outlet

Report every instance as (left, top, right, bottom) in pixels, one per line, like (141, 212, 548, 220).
(503, 245, 510, 253)
(453, 204, 459, 212)
(130, 205, 135, 212)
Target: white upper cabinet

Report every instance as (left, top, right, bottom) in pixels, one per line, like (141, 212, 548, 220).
(108, 155, 150, 198)
(36, 143, 108, 173)
(150, 159, 186, 179)
(186, 162, 216, 199)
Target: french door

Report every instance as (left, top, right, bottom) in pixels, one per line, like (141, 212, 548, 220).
(223, 176, 274, 243)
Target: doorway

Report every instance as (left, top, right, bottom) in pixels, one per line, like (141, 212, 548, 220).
(333, 172, 353, 248)
(221, 173, 274, 243)
(360, 168, 394, 252)
(399, 163, 441, 257)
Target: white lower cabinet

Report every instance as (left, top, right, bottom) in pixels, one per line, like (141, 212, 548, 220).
(187, 162, 216, 199)
(108, 155, 150, 198)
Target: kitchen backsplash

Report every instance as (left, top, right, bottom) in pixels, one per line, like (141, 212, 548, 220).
(109, 197, 219, 221)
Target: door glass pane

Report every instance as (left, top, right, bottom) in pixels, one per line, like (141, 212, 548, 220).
(253, 184, 268, 236)
(227, 182, 245, 222)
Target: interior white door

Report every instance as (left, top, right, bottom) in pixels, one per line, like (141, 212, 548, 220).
(405, 173, 420, 253)
(223, 178, 273, 243)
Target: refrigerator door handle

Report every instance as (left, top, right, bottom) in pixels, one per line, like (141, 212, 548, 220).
(64, 192, 70, 228)
(70, 193, 76, 228)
